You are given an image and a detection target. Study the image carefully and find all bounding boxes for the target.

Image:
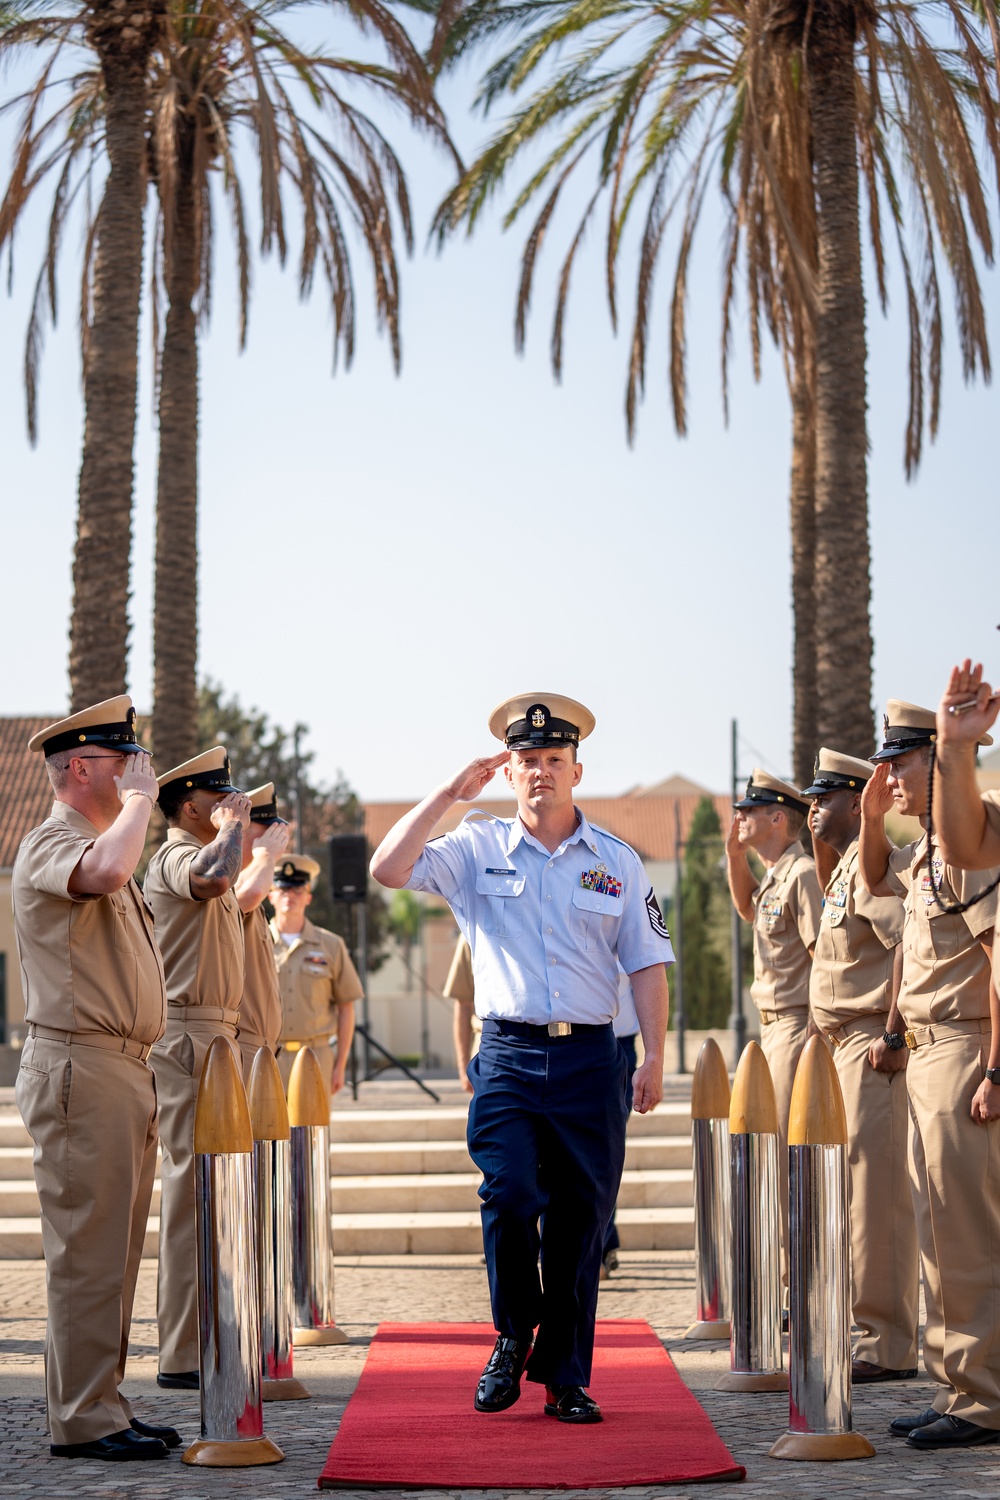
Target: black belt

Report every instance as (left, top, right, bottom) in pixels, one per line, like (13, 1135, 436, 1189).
(484, 1018, 612, 1041)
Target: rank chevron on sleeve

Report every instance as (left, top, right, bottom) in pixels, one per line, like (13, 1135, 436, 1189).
(645, 888, 670, 940)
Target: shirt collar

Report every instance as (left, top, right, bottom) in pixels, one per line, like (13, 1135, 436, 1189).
(166, 826, 204, 848)
(506, 807, 594, 858)
(49, 800, 100, 837)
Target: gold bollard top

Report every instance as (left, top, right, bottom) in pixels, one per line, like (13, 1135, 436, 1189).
(787, 1034, 848, 1146)
(729, 1040, 778, 1135)
(690, 1037, 731, 1120)
(287, 1046, 330, 1128)
(247, 1046, 290, 1142)
(194, 1036, 253, 1154)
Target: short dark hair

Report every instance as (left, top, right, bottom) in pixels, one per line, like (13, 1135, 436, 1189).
(158, 782, 190, 825)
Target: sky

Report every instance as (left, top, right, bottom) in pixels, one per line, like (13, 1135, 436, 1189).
(1, 15, 998, 804)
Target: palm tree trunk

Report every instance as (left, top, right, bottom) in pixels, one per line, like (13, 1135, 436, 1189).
(152, 145, 200, 770)
(789, 350, 817, 789)
(69, 12, 160, 709)
(807, 7, 874, 757)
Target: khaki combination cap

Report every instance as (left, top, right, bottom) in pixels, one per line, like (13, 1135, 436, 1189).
(734, 767, 809, 817)
(247, 782, 285, 825)
(272, 854, 321, 889)
(802, 748, 875, 797)
(488, 692, 595, 751)
(872, 697, 993, 762)
(156, 745, 239, 796)
(28, 695, 140, 758)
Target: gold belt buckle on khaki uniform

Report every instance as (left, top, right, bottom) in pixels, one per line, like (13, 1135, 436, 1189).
(547, 1022, 572, 1037)
(904, 1030, 918, 1051)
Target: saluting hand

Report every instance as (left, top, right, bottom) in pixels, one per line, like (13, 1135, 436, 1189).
(211, 791, 252, 830)
(725, 813, 744, 858)
(116, 750, 158, 806)
(442, 753, 509, 803)
(860, 762, 894, 821)
(253, 822, 290, 860)
(936, 659, 1000, 746)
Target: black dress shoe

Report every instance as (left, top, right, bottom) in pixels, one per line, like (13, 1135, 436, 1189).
(889, 1406, 941, 1436)
(474, 1334, 533, 1413)
(156, 1370, 199, 1390)
(130, 1417, 181, 1448)
(50, 1428, 170, 1461)
(907, 1415, 1000, 1449)
(544, 1385, 602, 1423)
(852, 1360, 919, 1383)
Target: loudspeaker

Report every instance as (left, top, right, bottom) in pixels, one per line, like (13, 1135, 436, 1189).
(328, 834, 369, 903)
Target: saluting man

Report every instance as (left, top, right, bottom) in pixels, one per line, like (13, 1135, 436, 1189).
(268, 855, 362, 1094)
(144, 748, 250, 1391)
(370, 693, 672, 1425)
(859, 700, 1000, 1450)
(804, 748, 917, 1384)
(233, 784, 289, 1079)
(14, 699, 177, 1460)
(725, 769, 821, 1286)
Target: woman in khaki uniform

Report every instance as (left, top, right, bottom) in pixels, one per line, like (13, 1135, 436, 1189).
(144, 748, 250, 1391)
(269, 855, 362, 1093)
(233, 784, 289, 1079)
(14, 699, 175, 1460)
(726, 768, 821, 1287)
(860, 700, 1000, 1451)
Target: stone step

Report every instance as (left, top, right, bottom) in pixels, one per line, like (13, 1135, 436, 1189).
(327, 1101, 690, 1143)
(328, 1134, 691, 1175)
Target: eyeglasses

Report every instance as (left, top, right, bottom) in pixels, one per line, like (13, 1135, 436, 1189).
(76, 753, 129, 762)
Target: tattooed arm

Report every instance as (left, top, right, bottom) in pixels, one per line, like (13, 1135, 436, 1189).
(189, 792, 251, 901)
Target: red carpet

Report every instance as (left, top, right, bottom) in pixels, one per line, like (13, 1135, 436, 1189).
(318, 1320, 745, 1489)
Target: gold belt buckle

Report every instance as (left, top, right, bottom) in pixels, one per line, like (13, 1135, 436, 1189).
(284, 1040, 303, 1051)
(904, 1030, 918, 1051)
(548, 1022, 572, 1037)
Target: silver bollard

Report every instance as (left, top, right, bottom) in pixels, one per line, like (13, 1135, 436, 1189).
(716, 1040, 787, 1393)
(183, 1036, 284, 1468)
(770, 1036, 875, 1461)
(686, 1038, 732, 1340)
(288, 1046, 348, 1347)
(248, 1046, 311, 1401)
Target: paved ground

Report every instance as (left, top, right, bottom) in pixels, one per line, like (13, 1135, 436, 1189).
(2, 1250, 998, 1499)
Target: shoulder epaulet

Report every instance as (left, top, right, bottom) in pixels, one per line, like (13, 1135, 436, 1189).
(462, 808, 503, 824)
(587, 822, 639, 858)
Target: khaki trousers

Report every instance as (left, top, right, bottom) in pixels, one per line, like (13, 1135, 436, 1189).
(15, 1038, 157, 1444)
(828, 1018, 919, 1369)
(907, 1026, 1000, 1427)
(150, 1018, 239, 1375)
(277, 1036, 335, 1093)
(758, 1008, 809, 1289)
(237, 1032, 270, 1084)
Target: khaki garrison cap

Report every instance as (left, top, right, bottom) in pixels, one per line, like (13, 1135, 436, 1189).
(871, 698, 993, 763)
(734, 767, 809, 817)
(272, 855, 321, 889)
(489, 692, 596, 751)
(156, 745, 239, 797)
(247, 782, 285, 825)
(28, 695, 140, 757)
(802, 748, 874, 797)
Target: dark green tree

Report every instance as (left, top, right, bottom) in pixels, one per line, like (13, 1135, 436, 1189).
(676, 797, 731, 1030)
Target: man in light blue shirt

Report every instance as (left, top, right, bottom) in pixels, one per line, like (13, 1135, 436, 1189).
(371, 692, 672, 1425)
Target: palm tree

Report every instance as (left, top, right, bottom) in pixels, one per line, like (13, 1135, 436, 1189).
(1, 1, 164, 709)
(147, 0, 455, 769)
(432, 0, 999, 762)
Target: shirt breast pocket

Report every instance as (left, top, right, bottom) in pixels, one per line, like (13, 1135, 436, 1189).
(571, 886, 623, 948)
(475, 873, 526, 939)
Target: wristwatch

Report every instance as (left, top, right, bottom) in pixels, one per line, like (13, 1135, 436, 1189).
(986, 1068, 1000, 1086)
(883, 1031, 906, 1051)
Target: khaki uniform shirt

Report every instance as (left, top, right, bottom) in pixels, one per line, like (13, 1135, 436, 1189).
(12, 802, 166, 1044)
(269, 916, 363, 1041)
(750, 844, 822, 1014)
(240, 905, 282, 1046)
(885, 834, 998, 1028)
(984, 792, 1000, 943)
(144, 828, 244, 1014)
(809, 839, 903, 1031)
(443, 937, 481, 1036)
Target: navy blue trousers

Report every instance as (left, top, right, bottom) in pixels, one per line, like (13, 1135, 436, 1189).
(603, 1032, 637, 1257)
(467, 1020, 629, 1387)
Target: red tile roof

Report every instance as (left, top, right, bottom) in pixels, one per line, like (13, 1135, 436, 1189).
(0, 718, 54, 869)
(364, 792, 732, 865)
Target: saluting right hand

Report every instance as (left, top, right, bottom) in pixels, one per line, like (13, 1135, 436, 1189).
(116, 751, 158, 805)
(442, 753, 509, 803)
(211, 791, 252, 830)
(937, 659, 1000, 746)
(725, 812, 744, 857)
(860, 762, 894, 820)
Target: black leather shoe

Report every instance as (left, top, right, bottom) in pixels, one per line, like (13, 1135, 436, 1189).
(889, 1406, 940, 1436)
(474, 1335, 533, 1413)
(156, 1370, 199, 1390)
(130, 1417, 181, 1448)
(544, 1385, 602, 1423)
(907, 1415, 1000, 1449)
(50, 1428, 170, 1461)
(853, 1360, 919, 1383)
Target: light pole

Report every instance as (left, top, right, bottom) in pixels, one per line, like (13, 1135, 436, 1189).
(728, 717, 747, 1064)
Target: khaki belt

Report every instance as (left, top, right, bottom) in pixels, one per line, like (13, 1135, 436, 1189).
(758, 1007, 809, 1027)
(28, 1024, 152, 1062)
(167, 1006, 241, 1026)
(825, 1016, 887, 1049)
(237, 1031, 270, 1050)
(280, 1037, 331, 1053)
(904, 1017, 991, 1051)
